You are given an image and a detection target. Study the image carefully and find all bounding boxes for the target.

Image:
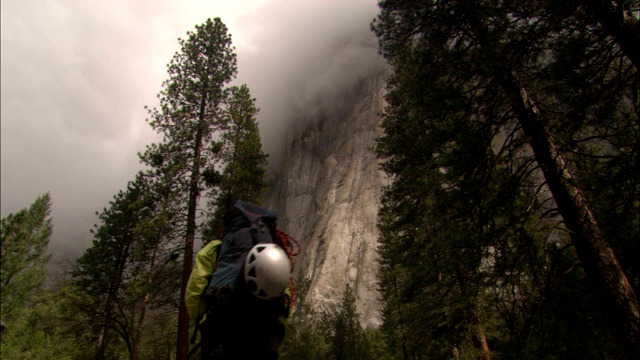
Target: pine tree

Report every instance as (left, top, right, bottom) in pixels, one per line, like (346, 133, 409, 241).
(372, 0, 638, 358)
(0, 283, 94, 359)
(138, 18, 268, 359)
(1, 193, 52, 325)
(72, 174, 155, 359)
(279, 275, 329, 359)
(203, 84, 269, 240)
(72, 171, 185, 360)
(317, 285, 368, 360)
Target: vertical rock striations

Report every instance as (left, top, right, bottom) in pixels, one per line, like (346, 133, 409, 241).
(269, 74, 386, 329)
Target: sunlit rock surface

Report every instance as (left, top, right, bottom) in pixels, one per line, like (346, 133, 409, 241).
(269, 74, 386, 329)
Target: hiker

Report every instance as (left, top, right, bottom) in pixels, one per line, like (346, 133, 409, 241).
(186, 200, 299, 360)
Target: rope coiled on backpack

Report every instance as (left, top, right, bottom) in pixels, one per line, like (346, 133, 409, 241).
(274, 229, 301, 308)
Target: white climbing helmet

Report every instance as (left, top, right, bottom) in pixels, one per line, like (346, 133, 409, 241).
(244, 243, 292, 299)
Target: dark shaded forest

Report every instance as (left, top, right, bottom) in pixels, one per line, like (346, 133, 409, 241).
(373, 0, 638, 359)
(2, 1, 638, 359)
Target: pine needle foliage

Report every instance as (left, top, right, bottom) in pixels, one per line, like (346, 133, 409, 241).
(372, 0, 638, 358)
(1, 193, 53, 325)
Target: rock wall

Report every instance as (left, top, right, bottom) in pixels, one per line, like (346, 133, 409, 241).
(268, 74, 386, 328)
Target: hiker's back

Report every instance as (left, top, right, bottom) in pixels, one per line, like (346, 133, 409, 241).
(202, 290, 285, 359)
(198, 200, 297, 360)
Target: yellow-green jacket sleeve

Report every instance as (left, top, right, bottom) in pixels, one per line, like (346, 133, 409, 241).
(185, 240, 221, 323)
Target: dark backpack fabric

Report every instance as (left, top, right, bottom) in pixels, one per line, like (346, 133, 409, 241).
(201, 200, 288, 359)
(207, 200, 278, 292)
(201, 290, 286, 360)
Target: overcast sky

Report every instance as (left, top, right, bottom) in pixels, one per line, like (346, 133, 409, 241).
(1, 0, 386, 264)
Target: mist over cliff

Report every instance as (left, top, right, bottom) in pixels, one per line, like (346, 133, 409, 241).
(248, 16, 387, 172)
(268, 69, 388, 328)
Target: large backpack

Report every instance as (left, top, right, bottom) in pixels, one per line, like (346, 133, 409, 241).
(206, 200, 279, 294)
(199, 201, 291, 358)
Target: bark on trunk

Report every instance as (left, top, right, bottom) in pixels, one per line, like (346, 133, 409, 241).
(95, 326, 106, 360)
(176, 93, 208, 360)
(470, 312, 491, 360)
(96, 240, 131, 360)
(506, 74, 640, 359)
(131, 243, 159, 360)
(459, 4, 639, 356)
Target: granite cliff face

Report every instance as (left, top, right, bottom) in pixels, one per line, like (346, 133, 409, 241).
(268, 74, 386, 329)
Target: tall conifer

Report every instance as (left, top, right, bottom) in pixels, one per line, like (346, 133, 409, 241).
(202, 84, 269, 240)
(1, 193, 52, 325)
(138, 18, 268, 359)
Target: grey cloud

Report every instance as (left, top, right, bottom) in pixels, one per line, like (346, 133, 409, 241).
(233, 0, 386, 167)
(1, 0, 164, 258)
(1, 0, 384, 265)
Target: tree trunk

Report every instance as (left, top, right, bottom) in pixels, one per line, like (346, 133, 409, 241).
(506, 74, 640, 359)
(176, 145, 201, 360)
(97, 241, 131, 360)
(459, 4, 639, 356)
(95, 326, 107, 360)
(470, 312, 491, 360)
(176, 93, 208, 360)
(131, 243, 159, 360)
